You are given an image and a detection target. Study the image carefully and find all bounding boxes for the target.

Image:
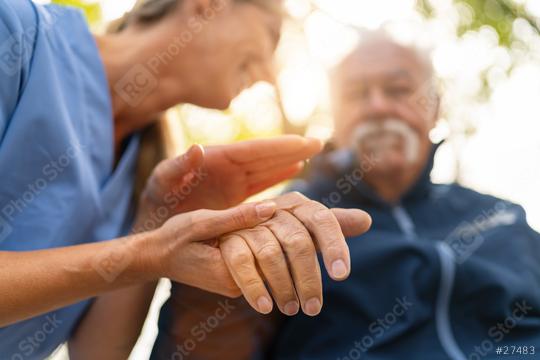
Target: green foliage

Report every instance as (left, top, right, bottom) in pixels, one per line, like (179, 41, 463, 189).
(417, 0, 539, 47)
(416, 0, 435, 18)
(456, 0, 538, 47)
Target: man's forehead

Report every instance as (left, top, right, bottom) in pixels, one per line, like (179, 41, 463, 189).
(341, 67, 416, 85)
(336, 42, 428, 83)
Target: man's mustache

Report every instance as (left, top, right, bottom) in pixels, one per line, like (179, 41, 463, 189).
(350, 119, 420, 164)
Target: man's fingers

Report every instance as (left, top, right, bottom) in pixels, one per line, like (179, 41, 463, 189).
(263, 211, 323, 316)
(292, 201, 351, 281)
(331, 208, 372, 237)
(187, 201, 277, 241)
(273, 192, 351, 281)
(238, 227, 300, 316)
(220, 235, 274, 314)
(171, 244, 241, 298)
(274, 192, 372, 238)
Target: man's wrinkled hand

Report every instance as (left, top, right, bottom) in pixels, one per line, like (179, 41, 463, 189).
(219, 192, 372, 316)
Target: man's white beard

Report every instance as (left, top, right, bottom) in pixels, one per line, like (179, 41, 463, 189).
(350, 118, 420, 165)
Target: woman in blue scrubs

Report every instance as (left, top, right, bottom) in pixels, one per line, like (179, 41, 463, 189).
(0, 0, 371, 358)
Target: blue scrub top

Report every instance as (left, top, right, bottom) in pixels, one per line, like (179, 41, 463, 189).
(0, 1, 140, 358)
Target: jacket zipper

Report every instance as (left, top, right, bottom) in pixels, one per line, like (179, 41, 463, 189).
(391, 205, 466, 360)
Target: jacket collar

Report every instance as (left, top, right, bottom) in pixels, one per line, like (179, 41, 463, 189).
(319, 142, 442, 209)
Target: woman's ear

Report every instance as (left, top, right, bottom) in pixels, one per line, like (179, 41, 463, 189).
(191, 0, 231, 16)
(174, 0, 232, 22)
(430, 93, 441, 129)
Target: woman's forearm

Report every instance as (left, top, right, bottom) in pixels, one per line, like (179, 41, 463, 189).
(68, 211, 161, 360)
(0, 231, 158, 327)
(68, 281, 158, 360)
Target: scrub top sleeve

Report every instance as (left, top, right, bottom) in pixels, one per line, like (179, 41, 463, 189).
(0, 4, 27, 138)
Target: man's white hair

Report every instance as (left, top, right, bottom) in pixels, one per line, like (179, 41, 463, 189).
(331, 29, 436, 85)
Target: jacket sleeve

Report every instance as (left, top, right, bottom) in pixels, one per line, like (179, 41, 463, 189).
(153, 284, 281, 360)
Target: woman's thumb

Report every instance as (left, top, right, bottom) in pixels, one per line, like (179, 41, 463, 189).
(151, 145, 205, 191)
(188, 201, 277, 241)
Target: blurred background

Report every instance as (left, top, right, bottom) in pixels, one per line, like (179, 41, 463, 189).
(37, 0, 539, 358)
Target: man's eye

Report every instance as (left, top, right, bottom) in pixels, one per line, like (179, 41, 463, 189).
(386, 86, 413, 98)
(344, 89, 367, 101)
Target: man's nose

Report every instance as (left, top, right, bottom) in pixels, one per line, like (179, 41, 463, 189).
(364, 89, 393, 118)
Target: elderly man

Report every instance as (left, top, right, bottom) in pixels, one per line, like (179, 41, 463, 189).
(152, 33, 540, 360)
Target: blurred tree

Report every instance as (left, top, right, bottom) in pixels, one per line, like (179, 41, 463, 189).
(418, 0, 539, 47)
(417, 0, 539, 181)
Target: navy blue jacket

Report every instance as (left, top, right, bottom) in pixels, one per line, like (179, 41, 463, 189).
(271, 147, 540, 360)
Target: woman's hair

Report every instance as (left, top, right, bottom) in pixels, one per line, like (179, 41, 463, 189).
(110, 0, 283, 203)
(109, 0, 282, 32)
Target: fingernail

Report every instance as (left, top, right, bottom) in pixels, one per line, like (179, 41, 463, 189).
(307, 137, 323, 147)
(332, 259, 348, 279)
(255, 202, 276, 219)
(186, 144, 203, 159)
(304, 298, 321, 316)
(283, 301, 299, 316)
(257, 296, 273, 314)
(185, 145, 196, 159)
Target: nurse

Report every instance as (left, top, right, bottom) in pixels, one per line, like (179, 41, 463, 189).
(0, 0, 371, 358)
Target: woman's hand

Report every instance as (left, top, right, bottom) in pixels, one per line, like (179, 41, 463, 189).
(145, 193, 371, 313)
(135, 136, 323, 231)
(219, 192, 372, 316)
(149, 200, 279, 294)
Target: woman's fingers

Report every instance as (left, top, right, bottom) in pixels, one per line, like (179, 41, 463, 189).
(184, 201, 277, 242)
(220, 234, 274, 314)
(146, 145, 205, 200)
(246, 162, 304, 196)
(242, 146, 319, 173)
(236, 227, 300, 316)
(262, 210, 323, 316)
(216, 135, 322, 165)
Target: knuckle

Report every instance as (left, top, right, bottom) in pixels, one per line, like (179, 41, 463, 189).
(188, 211, 207, 235)
(289, 191, 307, 202)
(228, 251, 254, 269)
(244, 227, 268, 239)
(299, 276, 321, 295)
(312, 208, 337, 226)
(267, 210, 290, 225)
(243, 276, 262, 290)
(286, 235, 315, 261)
(292, 243, 315, 261)
(255, 244, 283, 263)
(230, 207, 251, 228)
(283, 229, 310, 248)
